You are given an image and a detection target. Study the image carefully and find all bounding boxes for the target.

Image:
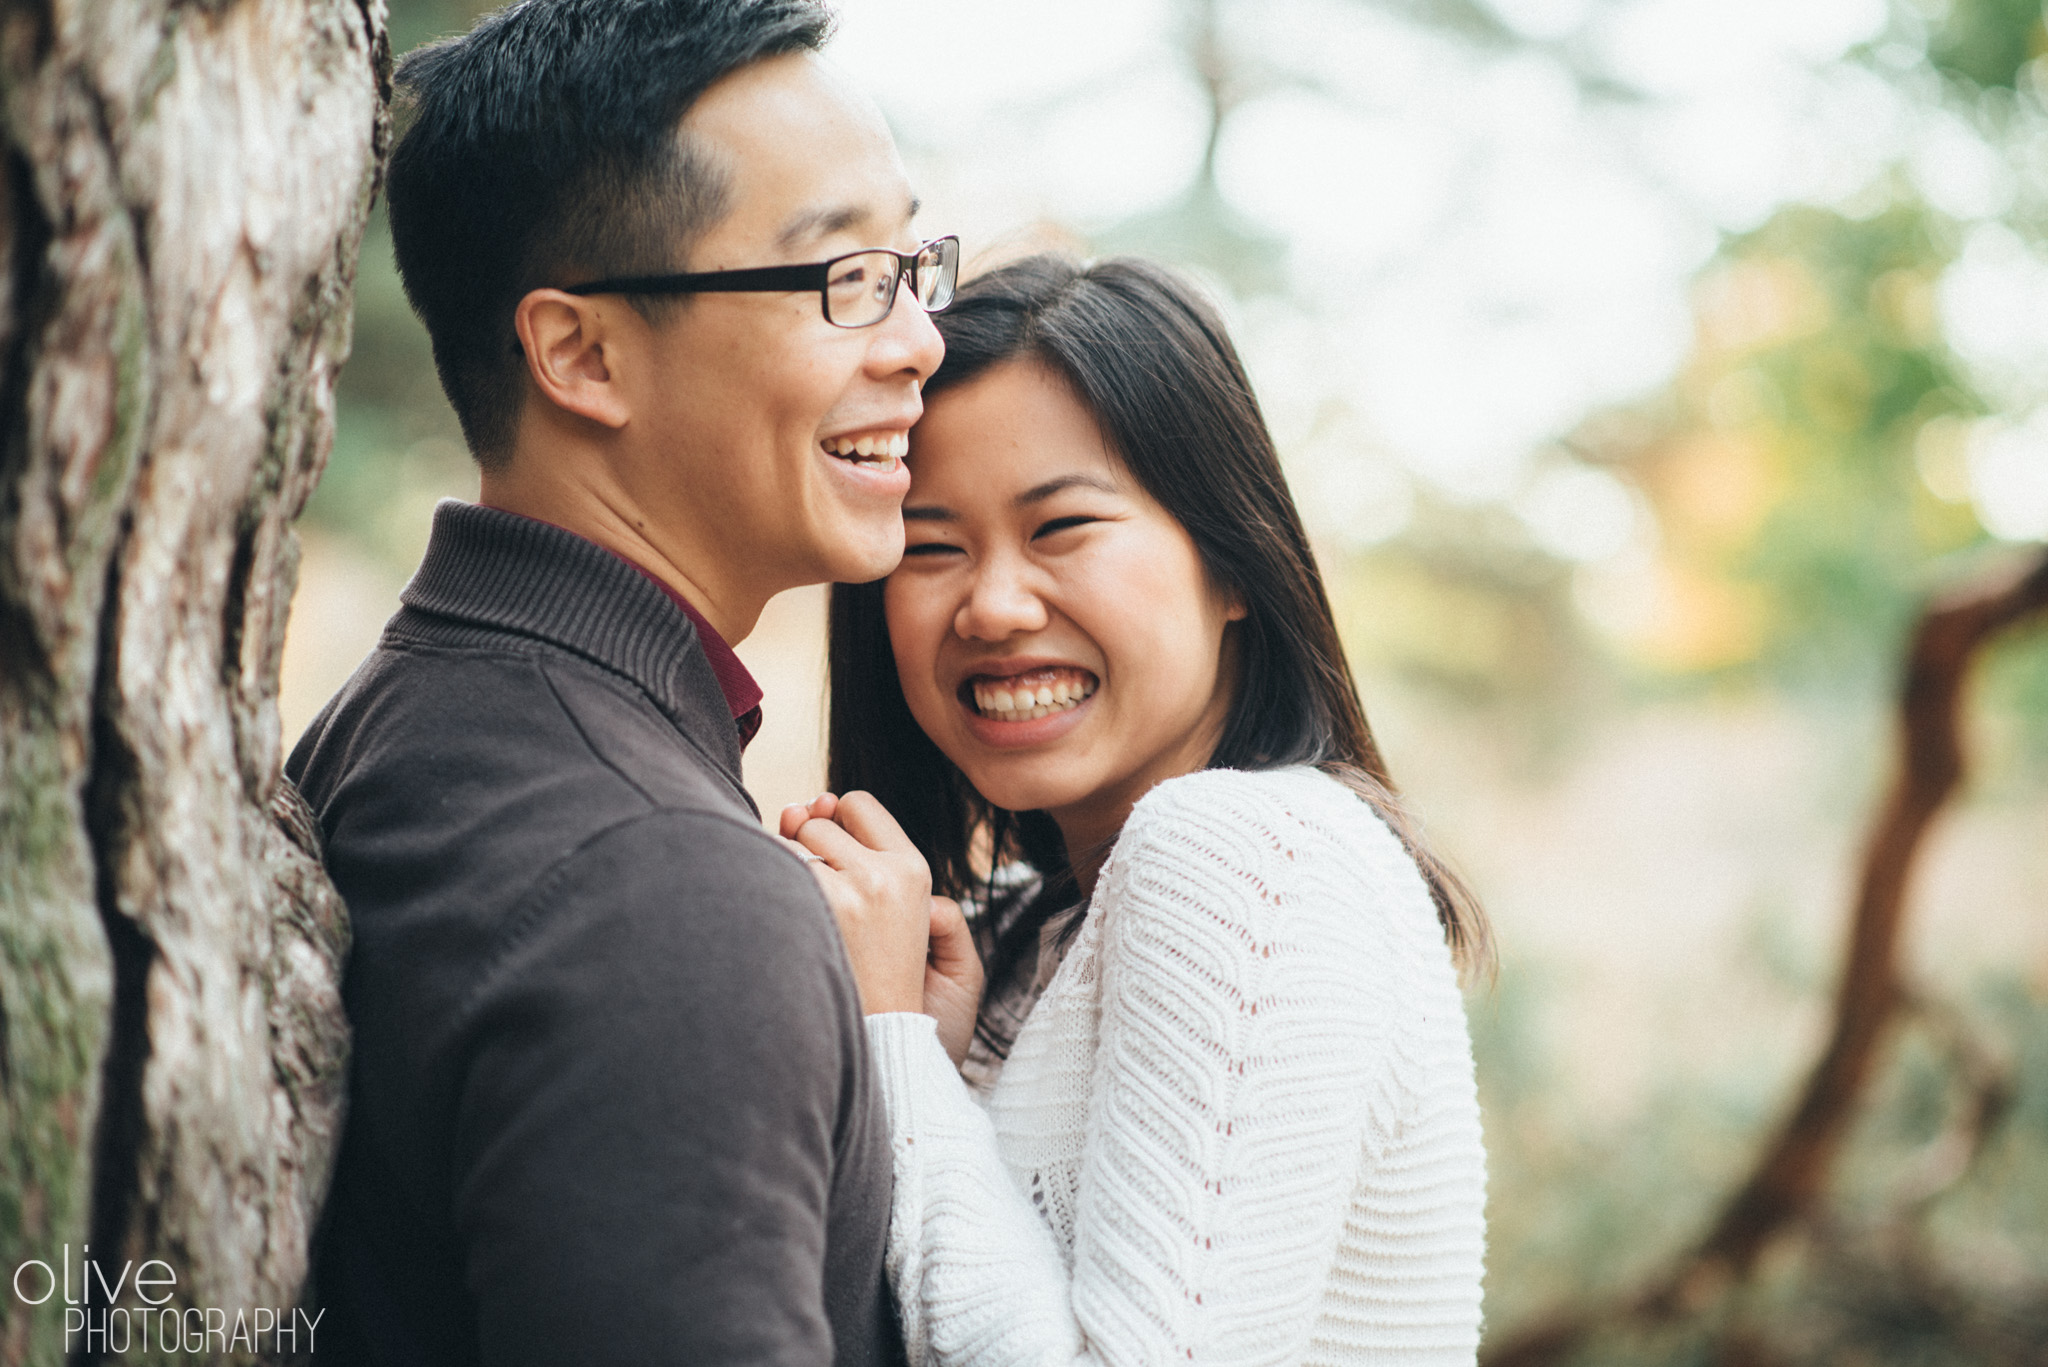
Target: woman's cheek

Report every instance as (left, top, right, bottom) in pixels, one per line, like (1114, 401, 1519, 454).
(884, 587, 940, 717)
(1086, 540, 1177, 650)
(1114, 540, 1222, 703)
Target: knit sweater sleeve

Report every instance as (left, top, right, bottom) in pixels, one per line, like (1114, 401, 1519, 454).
(865, 769, 1406, 1366)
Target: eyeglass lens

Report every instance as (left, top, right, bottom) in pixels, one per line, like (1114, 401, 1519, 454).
(915, 238, 959, 312)
(823, 240, 960, 327)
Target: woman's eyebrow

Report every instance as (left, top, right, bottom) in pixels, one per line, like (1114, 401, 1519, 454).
(1015, 474, 1118, 507)
(903, 505, 957, 523)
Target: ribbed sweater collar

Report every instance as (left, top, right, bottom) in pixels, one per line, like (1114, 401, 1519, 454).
(398, 499, 744, 785)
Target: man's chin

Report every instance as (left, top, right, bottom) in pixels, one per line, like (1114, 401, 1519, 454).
(818, 531, 906, 586)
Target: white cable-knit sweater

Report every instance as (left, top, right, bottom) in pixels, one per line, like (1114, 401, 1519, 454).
(864, 765, 1487, 1367)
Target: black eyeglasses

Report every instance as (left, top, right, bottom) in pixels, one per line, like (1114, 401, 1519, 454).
(563, 235, 960, 328)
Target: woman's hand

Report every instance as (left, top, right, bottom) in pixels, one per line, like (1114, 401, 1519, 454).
(781, 793, 985, 1065)
(781, 791, 932, 1015)
(923, 888, 985, 1068)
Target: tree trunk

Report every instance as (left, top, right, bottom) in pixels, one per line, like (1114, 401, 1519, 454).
(0, 1, 386, 1361)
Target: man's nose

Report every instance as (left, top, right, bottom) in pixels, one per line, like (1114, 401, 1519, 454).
(955, 557, 1049, 641)
(865, 270, 945, 383)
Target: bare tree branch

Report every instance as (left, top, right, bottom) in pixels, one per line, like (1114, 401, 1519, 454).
(1482, 547, 2048, 1367)
(1887, 988, 2016, 1217)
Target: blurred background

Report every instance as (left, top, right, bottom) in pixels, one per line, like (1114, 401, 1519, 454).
(292, 0, 2048, 1359)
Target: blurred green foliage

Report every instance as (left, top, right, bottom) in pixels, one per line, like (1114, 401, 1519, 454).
(1575, 202, 1987, 693)
(1925, 0, 2048, 92)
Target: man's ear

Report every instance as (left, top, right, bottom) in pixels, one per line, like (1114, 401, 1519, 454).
(514, 289, 632, 430)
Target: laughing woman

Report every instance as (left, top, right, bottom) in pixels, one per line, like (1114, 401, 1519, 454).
(783, 255, 1491, 1366)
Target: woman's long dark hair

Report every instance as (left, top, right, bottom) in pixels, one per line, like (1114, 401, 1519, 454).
(829, 254, 1493, 1054)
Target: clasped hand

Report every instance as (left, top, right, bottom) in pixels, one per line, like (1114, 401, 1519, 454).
(779, 792, 985, 1067)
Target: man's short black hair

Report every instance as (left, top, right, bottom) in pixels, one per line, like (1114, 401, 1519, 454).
(388, 0, 835, 465)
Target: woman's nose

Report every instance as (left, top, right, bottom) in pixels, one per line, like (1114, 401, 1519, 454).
(954, 559, 1049, 641)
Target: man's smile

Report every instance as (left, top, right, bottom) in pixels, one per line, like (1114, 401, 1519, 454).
(820, 426, 910, 470)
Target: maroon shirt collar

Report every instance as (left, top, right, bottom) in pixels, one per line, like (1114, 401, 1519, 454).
(617, 560, 764, 748)
(479, 506, 763, 747)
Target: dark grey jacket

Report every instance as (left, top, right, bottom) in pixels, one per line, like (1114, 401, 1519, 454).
(288, 501, 903, 1366)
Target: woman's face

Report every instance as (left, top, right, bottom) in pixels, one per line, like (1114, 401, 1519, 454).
(884, 359, 1244, 854)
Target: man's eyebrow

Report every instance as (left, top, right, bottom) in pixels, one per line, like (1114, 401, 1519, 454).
(776, 204, 868, 252)
(1016, 474, 1119, 506)
(776, 196, 922, 253)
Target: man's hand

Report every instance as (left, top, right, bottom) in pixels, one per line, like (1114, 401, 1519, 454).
(781, 793, 985, 1064)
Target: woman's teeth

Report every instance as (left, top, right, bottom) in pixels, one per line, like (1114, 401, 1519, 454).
(823, 432, 909, 468)
(970, 671, 1098, 722)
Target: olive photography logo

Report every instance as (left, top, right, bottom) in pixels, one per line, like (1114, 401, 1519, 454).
(11, 1245, 325, 1356)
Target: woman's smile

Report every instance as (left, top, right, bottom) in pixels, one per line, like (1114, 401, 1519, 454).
(955, 662, 1101, 748)
(962, 664, 1098, 720)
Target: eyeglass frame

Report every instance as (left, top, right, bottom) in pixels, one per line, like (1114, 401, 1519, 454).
(559, 234, 960, 328)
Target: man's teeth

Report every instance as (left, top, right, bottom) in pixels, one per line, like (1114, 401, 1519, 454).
(824, 432, 909, 465)
(970, 673, 1098, 721)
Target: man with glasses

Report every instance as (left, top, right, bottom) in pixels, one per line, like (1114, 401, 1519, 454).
(286, 2, 952, 1363)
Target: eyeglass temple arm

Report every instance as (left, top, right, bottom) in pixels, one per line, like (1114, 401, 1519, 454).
(561, 240, 947, 299)
(561, 263, 828, 297)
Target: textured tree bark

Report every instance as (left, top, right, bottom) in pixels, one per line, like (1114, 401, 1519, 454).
(0, 1, 386, 1361)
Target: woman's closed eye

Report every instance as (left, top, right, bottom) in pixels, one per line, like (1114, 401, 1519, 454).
(903, 515, 1102, 556)
(1031, 515, 1101, 541)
